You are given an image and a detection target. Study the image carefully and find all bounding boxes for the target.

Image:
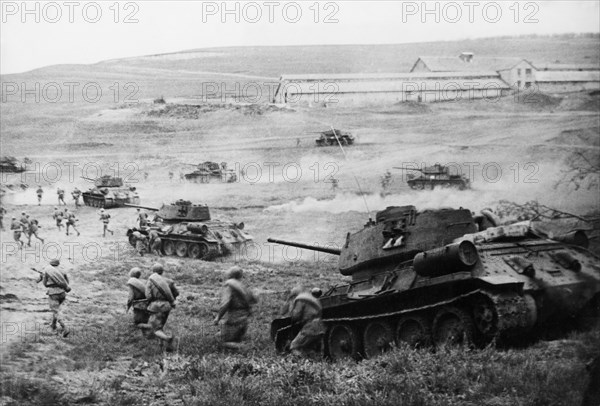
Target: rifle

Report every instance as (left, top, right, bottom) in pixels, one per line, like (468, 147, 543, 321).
(30, 267, 43, 275)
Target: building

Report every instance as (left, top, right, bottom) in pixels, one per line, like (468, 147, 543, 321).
(411, 53, 599, 91)
(273, 52, 599, 107)
(273, 71, 511, 106)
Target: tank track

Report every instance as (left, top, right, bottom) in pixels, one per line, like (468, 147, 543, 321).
(480, 291, 535, 336)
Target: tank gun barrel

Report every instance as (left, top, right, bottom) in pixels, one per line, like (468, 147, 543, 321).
(267, 238, 341, 255)
(124, 203, 159, 211)
(393, 167, 424, 172)
(80, 176, 97, 181)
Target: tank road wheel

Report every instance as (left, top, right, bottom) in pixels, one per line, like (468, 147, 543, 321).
(327, 324, 360, 361)
(472, 297, 498, 339)
(188, 242, 209, 259)
(395, 315, 431, 348)
(163, 241, 175, 256)
(416, 182, 425, 190)
(175, 241, 188, 257)
(432, 306, 474, 348)
(363, 320, 393, 358)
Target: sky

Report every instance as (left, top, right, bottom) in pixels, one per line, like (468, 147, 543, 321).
(1, 0, 599, 74)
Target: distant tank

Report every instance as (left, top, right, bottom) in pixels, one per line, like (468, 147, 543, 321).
(184, 161, 237, 183)
(269, 205, 600, 359)
(125, 199, 252, 260)
(394, 164, 470, 190)
(81, 176, 140, 208)
(315, 129, 355, 146)
(0, 156, 26, 173)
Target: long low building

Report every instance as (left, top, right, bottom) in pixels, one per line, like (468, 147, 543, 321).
(273, 71, 511, 106)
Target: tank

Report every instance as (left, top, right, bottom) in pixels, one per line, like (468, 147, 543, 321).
(184, 161, 237, 183)
(315, 129, 355, 146)
(125, 199, 252, 260)
(269, 205, 600, 359)
(394, 164, 471, 190)
(81, 176, 140, 208)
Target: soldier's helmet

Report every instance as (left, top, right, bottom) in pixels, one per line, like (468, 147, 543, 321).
(129, 267, 142, 278)
(100, 208, 105, 212)
(227, 266, 243, 280)
(50, 259, 60, 266)
(311, 287, 323, 298)
(151, 263, 164, 274)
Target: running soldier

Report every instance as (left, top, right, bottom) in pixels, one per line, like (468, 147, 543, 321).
(288, 288, 325, 357)
(136, 209, 149, 228)
(57, 188, 66, 205)
(0, 206, 6, 230)
(33, 259, 71, 337)
(65, 209, 80, 236)
(72, 187, 82, 207)
(214, 266, 258, 349)
(139, 263, 179, 350)
(53, 207, 64, 231)
(148, 229, 162, 256)
(20, 211, 30, 229)
(27, 218, 45, 246)
(11, 217, 24, 248)
(36, 185, 44, 205)
(99, 208, 114, 237)
(126, 267, 149, 327)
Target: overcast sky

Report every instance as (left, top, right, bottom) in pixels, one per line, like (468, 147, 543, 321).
(1, 0, 599, 74)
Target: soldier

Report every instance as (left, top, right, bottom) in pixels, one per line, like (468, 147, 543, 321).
(126, 267, 149, 327)
(11, 217, 24, 248)
(136, 208, 149, 228)
(65, 209, 80, 236)
(148, 229, 162, 256)
(288, 288, 326, 357)
(72, 187, 82, 207)
(168, 171, 174, 182)
(33, 259, 71, 337)
(279, 286, 303, 317)
(179, 171, 185, 183)
(20, 211, 30, 229)
(36, 185, 44, 205)
(213, 266, 258, 349)
(0, 206, 6, 230)
(53, 207, 64, 231)
(57, 188, 66, 205)
(131, 230, 148, 256)
(99, 208, 114, 237)
(139, 263, 179, 350)
(27, 218, 45, 246)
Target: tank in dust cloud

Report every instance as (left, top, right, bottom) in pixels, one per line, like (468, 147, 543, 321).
(269, 205, 600, 360)
(126, 199, 252, 260)
(81, 176, 140, 208)
(394, 164, 471, 190)
(184, 161, 237, 183)
(314, 129, 355, 146)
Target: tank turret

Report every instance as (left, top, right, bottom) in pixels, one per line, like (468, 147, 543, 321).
(269, 206, 476, 280)
(126, 200, 210, 222)
(269, 206, 600, 360)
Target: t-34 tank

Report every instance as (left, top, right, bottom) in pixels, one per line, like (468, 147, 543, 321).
(394, 164, 470, 190)
(125, 199, 252, 260)
(184, 161, 237, 183)
(81, 176, 140, 208)
(269, 205, 600, 359)
(315, 129, 355, 146)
